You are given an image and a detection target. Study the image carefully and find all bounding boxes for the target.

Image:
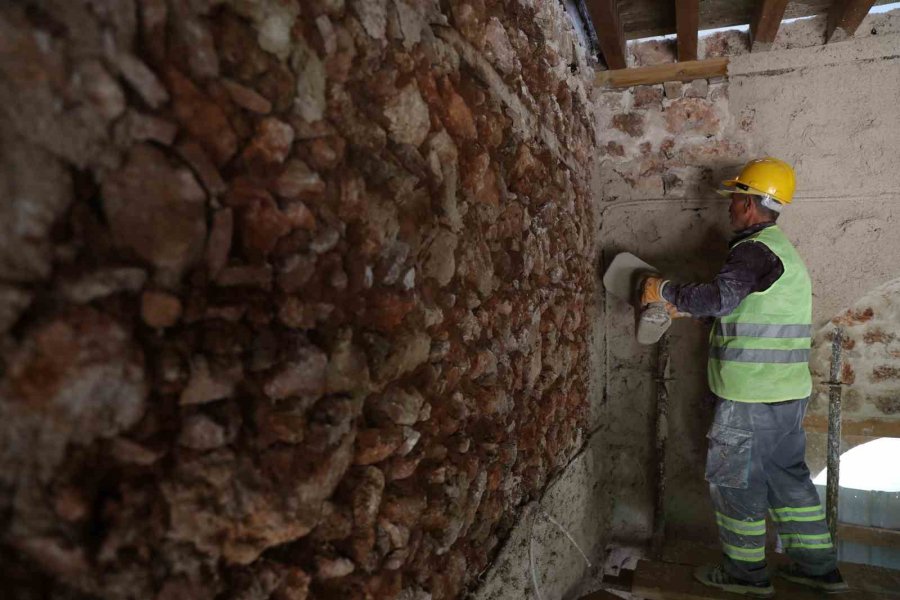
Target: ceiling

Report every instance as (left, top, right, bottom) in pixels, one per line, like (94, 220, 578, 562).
(617, 0, 894, 40)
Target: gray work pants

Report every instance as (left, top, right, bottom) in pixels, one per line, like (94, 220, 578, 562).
(706, 396, 838, 583)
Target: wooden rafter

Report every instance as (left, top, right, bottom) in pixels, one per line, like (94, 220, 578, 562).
(827, 0, 878, 42)
(676, 0, 699, 61)
(750, 0, 790, 51)
(615, 0, 893, 40)
(585, 0, 628, 70)
(595, 57, 728, 88)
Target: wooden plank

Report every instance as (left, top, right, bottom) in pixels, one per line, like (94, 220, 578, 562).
(661, 540, 782, 568)
(616, 0, 893, 40)
(595, 58, 728, 88)
(600, 566, 635, 592)
(827, 0, 879, 42)
(803, 413, 900, 438)
(676, 0, 699, 61)
(578, 589, 624, 600)
(633, 558, 900, 599)
(749, 0, 790, 52)
(585, 0, 628, 70)
(839, 523, 900, 549)
(661, 541, 900, 597)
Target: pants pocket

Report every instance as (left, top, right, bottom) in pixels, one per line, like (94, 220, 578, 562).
(706, 422, 753, 489)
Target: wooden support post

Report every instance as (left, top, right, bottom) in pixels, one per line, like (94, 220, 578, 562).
(827, 0, 877, 43)
(595, 57, 728, 88)
(750, 0, 790, 52)
(676, 0, 699, 61)
(585, 0, 628, 70)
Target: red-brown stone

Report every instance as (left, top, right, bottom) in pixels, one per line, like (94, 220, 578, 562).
(240, 196, 292, 260)
(165, 67, 237, 166)
(664, 98, 720, 136)
(872, 365, 900, 382)
(603, 141, 625, 157)
(440, 78, 477, 140)
(102, 144, 207, 281)
(354, 428, 404, 465)
(242, 117, 295, 169)
(612, 112, 645, 137)
(633, 85, 663, 110)
(141, 290, 182, 328)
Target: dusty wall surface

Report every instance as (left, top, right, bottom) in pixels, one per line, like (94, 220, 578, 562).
(472, 429, 610, 600)
(0, 1, 599, 599)
(595, 12, 900, 546)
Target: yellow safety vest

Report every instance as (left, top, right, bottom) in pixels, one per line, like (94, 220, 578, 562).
(708, 226, 813, 402)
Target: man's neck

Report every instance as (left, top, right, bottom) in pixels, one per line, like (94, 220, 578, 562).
(731, 221, 775, 244)
(746, 215, 775, 228)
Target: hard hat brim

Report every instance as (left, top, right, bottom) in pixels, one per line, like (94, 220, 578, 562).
(718, 180, 770, 199)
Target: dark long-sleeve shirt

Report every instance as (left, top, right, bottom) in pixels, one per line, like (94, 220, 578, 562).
(661, 223, 784, 318)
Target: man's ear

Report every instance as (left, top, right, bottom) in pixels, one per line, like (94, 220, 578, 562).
(744, 196, 754, 212)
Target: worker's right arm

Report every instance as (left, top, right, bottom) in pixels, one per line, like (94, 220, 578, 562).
(661, 241, 783, 318)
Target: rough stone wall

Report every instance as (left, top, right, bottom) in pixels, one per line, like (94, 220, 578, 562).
(0, 1, 597, 598)
(594, 75, 747, 201)
(595, 12, 900, 547)
(807, 279, 900, 438)
(823, 293, 900, 418)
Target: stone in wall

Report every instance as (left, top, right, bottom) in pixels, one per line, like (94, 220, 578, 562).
(0, 0, 596, 599)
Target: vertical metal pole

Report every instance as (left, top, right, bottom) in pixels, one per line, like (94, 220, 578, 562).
(651, 333, 669, 558)
(826, 327, 843, 543)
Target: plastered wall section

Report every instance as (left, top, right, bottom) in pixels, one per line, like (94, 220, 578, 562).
(595, 21, 900, 546)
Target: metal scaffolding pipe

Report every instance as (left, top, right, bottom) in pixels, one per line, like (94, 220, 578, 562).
(826, 327, 844, 543)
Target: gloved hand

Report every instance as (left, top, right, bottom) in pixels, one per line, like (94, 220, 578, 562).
(640, 275, 687, 318)
(640, 275, 669, 306)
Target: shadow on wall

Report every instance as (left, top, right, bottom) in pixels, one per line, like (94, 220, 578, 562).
(595, 200, 737, 549)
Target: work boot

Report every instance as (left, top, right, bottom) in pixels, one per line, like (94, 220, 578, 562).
(693, 564, 775, 598)
(776, 564, 849, 593)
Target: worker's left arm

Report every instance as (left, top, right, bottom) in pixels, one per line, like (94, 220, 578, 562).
(659, 241, 783, 318)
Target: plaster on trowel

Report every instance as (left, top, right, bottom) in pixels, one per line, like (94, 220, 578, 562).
(603, 252, 671, 345)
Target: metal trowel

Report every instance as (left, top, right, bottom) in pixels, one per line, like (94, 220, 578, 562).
(602, 252, 672, 345)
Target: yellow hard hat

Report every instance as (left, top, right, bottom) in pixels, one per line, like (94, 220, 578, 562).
(717, 157, 796, 210)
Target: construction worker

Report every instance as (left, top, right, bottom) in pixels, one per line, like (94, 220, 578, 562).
(641, 158, 848, 597)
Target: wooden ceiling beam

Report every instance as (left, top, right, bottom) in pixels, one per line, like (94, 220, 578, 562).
(616, 0, 893, 41)
(749, 0, 790, 51)
(585, 0, 628, 70)
(595, 57, 728, 88)
(676, 0, 699, 61)
(826, 0, 878, 42)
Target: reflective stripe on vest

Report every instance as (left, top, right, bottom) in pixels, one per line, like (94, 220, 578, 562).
(708, 225, 813, 403)
(715, 323, 811, 338)
(709, 347, 810, 364)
